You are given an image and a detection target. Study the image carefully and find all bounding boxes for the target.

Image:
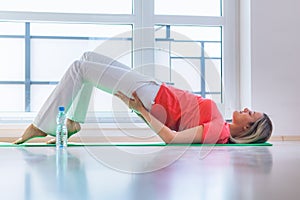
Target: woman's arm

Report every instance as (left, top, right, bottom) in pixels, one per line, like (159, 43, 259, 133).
(139, 107, 203, 143)
(115, 91, 203, 144)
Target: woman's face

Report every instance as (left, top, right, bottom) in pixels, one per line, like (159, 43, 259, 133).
(232, 108, 263, 128)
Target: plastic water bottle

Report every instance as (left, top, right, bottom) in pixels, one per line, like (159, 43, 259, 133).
(56, 106, 67, 149)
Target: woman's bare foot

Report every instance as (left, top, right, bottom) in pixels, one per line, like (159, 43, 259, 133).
(13, 124, 47, 144)
(46, 119, 81, 144)
(66, 119, 81, 136)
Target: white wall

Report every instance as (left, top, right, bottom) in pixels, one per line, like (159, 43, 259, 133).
(245, 0, 300, 136)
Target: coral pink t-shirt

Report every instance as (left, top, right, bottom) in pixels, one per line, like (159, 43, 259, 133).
(151, 84, 230, 144)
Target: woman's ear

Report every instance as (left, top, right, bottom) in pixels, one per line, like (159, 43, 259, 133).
(243, 125, 250, 131)
(243, 122, 254, 131)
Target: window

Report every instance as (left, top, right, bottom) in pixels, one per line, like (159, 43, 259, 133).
(0, 0, 237, 121)
(0, 22, 132, 113)
(155, 25, 222, 103)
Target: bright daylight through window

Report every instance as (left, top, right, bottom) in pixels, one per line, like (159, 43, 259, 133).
(0, 0, 237, 121)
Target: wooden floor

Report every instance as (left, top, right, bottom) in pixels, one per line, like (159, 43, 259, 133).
(0, 141, 299, 200)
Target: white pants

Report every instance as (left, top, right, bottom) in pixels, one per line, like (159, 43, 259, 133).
(33, 52, 161, 135)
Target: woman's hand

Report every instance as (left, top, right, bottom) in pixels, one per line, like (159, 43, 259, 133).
(115, 91, 145, 114)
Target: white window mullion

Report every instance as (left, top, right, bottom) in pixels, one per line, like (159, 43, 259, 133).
(0, 11, 135, 24)
(223, 0, 239, 119)
(133, 0, 155, 76)
(154, 15, 224, 26)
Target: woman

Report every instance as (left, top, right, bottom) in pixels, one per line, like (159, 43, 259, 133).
(13, 52, 273, 145)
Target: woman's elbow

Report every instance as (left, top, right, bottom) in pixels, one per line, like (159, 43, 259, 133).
(163, 136, 174, 144)
(160, 131, 176, 144)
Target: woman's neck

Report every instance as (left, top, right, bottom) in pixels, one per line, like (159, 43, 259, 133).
(229, 123, 244, 137)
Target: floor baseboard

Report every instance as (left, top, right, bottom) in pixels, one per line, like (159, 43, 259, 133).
(1, 135, 299, 143)
(1, 124, 299, 142)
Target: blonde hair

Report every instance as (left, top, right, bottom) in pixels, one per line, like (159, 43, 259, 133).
(229, 113, 273, 144)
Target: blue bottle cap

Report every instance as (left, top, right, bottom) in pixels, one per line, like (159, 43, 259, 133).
(58, 106, 65, 111)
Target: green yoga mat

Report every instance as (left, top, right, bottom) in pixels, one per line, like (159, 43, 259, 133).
(0, 142, 272, 147)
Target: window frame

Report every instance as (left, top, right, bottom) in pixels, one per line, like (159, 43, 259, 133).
(0, 0, 238, 121)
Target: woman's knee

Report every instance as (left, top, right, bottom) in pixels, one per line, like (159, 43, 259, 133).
(80, 51, 94, 61)
(70, 60, 84, 74)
